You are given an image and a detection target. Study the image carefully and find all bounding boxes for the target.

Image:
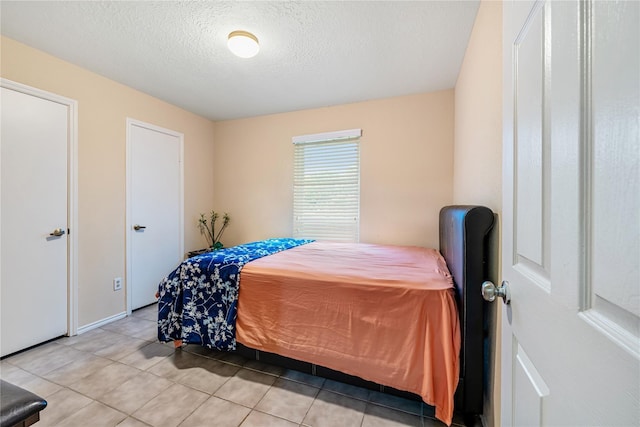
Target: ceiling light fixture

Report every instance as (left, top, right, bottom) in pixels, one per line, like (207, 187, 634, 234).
(227, 30, 260, 58)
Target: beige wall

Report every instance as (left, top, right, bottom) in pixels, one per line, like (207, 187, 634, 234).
(1, 36, 216, 328)
(453, 1, 503, 426)
(212, 90, 454, 249)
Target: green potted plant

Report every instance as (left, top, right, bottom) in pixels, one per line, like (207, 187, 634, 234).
(198, 211, 230, 251)
(188, 211, 231, 258)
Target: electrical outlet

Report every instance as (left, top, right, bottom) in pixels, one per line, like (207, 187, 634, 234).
(113, 277, 123, 291)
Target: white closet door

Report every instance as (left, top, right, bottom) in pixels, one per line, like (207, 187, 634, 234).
(1, 86, 69, 356)
(128, 120, 183, 311)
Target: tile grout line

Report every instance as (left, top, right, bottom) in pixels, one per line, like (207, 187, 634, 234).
(298, 382, 321, 426)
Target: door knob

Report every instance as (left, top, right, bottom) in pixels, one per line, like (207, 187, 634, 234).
(49, 228, 66, 237)
(133, 224, 146, 231)
(482, 280, 511, 304)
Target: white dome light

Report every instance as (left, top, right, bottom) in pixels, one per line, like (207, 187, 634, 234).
(227, 31, 260, 58)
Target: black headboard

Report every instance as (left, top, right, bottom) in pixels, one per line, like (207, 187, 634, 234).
(439, 205, 494, 418)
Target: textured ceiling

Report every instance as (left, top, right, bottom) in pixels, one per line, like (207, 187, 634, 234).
(0, 1, 480, 121)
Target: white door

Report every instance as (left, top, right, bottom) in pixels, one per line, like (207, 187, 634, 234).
(0, 86, 69, 356)
(501, 1, 639, 425)
(127, 119, 183, 311)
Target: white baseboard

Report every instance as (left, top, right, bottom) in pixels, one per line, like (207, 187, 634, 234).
(77, 311, 127, 335)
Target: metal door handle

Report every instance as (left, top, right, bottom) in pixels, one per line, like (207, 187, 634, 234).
(133, 224, 146, 231)
(482, 280, 511, 304)
(49, 228, 66, 237)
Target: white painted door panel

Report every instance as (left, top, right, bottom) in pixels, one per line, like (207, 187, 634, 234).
(129, 121, 182, 310)
(502, 1, 639, 426)
(1, 87, 68, 356)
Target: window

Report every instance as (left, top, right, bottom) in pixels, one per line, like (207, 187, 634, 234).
(293, 129, 361, 242)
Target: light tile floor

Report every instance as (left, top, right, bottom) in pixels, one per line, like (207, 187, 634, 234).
(0, 304, 465, 427)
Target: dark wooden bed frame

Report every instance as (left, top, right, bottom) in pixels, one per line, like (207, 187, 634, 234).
(230, 205, 494, 426)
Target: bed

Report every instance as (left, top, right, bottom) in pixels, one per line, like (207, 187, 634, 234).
(157, 205, 494, 426)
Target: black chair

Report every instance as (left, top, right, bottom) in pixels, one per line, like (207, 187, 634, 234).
(0, 380, 47, 427)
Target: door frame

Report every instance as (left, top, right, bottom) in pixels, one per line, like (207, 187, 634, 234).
(125, 118, 184, 315)
(0, 78, 79, 337)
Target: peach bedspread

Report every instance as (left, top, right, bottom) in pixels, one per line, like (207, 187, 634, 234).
(236, 241, 461, 425)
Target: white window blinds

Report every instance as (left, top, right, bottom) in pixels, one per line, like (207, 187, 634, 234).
(293, 129, 361, 242)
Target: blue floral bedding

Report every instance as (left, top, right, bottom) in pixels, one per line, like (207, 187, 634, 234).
(157, 238, 313, 350)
